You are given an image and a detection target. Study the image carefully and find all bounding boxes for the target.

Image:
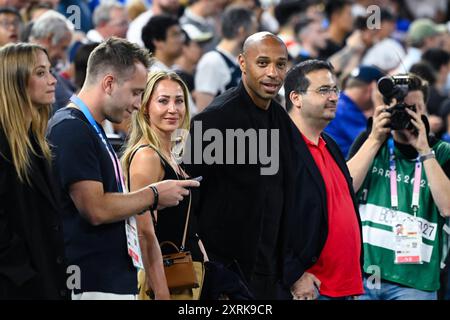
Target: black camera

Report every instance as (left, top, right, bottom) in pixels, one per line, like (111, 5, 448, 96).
(377, 75, 416, 131)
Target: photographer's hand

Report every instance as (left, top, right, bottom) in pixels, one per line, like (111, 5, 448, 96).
(404, 108, 430, 154)
(368, 105, 391, 145)
(347, 105, 390, 192)
(405, 109, 450, 217)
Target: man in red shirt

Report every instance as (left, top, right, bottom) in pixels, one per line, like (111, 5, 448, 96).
(283, 59, 364, 300)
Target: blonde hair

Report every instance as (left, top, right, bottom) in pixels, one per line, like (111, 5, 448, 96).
(0, 43, 52, 184)
(121, 71, 191, 182)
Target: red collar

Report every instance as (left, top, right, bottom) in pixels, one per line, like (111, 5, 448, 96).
(301, 133, 327, 151)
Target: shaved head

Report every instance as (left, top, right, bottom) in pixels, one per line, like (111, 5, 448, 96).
(242, 32, 287, 56)
(238, 32, 288, 109)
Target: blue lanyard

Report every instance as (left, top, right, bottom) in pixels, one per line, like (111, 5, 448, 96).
(70, 95, 124, 192)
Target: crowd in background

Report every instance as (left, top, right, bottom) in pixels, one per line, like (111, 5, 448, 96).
(1, 0, 450, 300)
(2, 0, 450, 143)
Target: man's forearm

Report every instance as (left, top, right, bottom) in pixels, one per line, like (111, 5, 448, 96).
(329, 46, 364, 75)
(74, 186, 155, 225)
(347, 137, 383, 192)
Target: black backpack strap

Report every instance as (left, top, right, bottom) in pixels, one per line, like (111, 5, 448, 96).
(214, 49, 241, 91)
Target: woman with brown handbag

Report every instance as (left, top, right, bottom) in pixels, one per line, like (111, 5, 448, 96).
(121, 71, 204, 300)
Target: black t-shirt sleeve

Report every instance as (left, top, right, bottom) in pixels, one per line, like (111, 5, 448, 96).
(347, 130, 370, 160)
(49, 119, 103, 191)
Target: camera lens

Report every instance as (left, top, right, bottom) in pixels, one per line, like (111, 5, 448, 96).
(378, 76, 395, 97)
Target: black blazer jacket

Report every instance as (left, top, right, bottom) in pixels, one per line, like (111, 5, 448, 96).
(185, 83, 297, 282)
(0, 131, 67, 299)
(282, 127, 364, 288)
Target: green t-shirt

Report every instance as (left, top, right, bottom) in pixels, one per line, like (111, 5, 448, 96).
(357, 139, 450, 291)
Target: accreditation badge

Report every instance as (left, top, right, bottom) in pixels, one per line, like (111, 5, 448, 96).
(126, 216, 144, 269)
(393, 215, 422, 264)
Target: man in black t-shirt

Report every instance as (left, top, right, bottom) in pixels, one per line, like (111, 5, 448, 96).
(47, 38, 199, 299)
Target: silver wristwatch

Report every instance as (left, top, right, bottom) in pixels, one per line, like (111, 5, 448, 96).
(419, 149, 435, 162)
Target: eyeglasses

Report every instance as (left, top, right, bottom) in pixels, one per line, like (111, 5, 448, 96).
(0, 19, 21, 29)
(302, 86, 340, 97)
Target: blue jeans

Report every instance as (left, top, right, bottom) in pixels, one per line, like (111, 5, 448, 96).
(360, 277, 437, 300)
(318, 295, 359, 300)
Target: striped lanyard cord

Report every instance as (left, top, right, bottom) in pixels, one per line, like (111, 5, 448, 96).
(388, 137, 422, 217)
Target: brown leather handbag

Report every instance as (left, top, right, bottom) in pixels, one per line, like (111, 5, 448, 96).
(160, 241, 199, 291)
(155, 193, 199, 292)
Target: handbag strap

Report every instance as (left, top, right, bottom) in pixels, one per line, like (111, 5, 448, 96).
(152, 149, 191, 252)
(180, 191, 191, 251)
(159, 241, 180, 253)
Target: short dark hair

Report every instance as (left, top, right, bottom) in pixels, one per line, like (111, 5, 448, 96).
(24, 2, 51, 21)
(0, 6, 21, 19)
(141, 14, 179, 53)
(294, 17, 315, 37)
(324, 0, 352, 21)
(353, 9, 394, 31)
(422, 48, 450, 72)
(274, 0, 305, 27)
(410, 61, 436, 86)
(354, 15, 369, 31)
(221, 6, 254, 40)
(379, 8, 395, 22)
(403, 73, 429, 104)
(284, 59, 335, 112)
(86, 37, 152, 85)
(74, 42, 100, 89)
